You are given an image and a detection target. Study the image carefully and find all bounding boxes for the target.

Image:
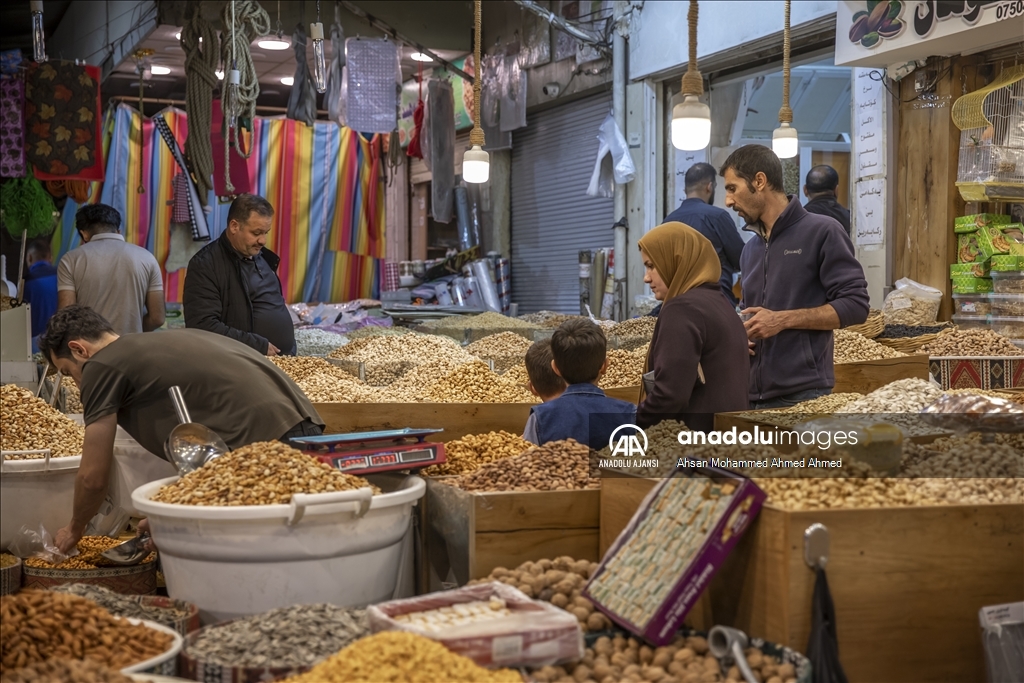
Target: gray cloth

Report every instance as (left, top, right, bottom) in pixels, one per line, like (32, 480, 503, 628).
(286, 24, 317, 127)
(57, 233, 163, 335)
(324, 14, 346, 125)
(428, 79, 455, 223)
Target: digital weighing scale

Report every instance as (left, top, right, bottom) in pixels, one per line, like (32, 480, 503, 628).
(291, 428, 446, 475)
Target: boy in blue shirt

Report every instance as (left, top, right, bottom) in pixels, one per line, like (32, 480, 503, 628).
(523, 319, 637, 449)
(23, 239, 58, 353)
(523, 339, 566, 443)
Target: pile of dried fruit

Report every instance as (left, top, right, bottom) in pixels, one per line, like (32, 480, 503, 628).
(453, 439, 599, 492)
(470, 557, 610, 631)
(152, 442, 379, 506)
(1, 384, 84, 457)
(423, 431, 530, 476)
(24, 536, 156, 570)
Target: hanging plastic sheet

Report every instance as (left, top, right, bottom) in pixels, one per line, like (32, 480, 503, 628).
(586, 112, 636, 198)
(286, 24, 317, 127)
(454, 186, 475, 251)
(428, 79, 455, 223)
(480, 53, 512, 151)
(345, 37, 399, 134)
(496, 258, 511, 313)
(470, 259, 502, 313)
(499, 53, 527, 132)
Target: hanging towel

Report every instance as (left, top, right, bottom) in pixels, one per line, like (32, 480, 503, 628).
(25, 61, 104, 181)
(286, 24, 317, 127)
(0, 76, 25, 178)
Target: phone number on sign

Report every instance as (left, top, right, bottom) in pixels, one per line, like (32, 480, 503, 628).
(997, 0, 1024, 20)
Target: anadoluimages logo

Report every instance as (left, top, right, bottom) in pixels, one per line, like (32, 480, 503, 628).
(609, 424, 648, 458)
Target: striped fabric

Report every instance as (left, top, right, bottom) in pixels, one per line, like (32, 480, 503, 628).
(52, 104, 384, 304)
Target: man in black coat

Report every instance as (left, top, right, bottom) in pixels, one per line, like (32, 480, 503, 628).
(183, 194, 296, 356)
(803, 165, 851, 237)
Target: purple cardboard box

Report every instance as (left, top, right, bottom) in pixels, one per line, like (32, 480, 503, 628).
(583, 467, 766, 645)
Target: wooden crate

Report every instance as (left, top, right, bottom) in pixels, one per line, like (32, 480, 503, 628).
(832, 354, 929, 394)
(314, 403, 533, 442)
(424, 478, 600, 590)
(600, 477, 1023, 683)
(604, 385, 640, 402)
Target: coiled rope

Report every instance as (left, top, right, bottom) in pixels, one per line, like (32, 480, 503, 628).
(220, 0, 270, 192)
(181, 6, 219, 205)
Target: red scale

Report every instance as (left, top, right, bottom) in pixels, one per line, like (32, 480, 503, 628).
(291, 428, 446, 475)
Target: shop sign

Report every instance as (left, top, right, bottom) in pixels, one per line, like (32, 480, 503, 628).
(835, 1, 1024, 67)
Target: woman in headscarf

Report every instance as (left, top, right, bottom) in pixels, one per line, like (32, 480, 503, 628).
(636, 222, 749, 432)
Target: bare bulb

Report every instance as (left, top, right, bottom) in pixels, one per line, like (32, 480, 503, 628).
(311, 22, 327, 94)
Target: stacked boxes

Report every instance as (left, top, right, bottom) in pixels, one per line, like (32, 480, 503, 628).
(951, 214, 1016, 294)
(950, 214, 1024, 344)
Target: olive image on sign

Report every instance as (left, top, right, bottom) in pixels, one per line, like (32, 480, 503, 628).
(849, 1, 905, 49)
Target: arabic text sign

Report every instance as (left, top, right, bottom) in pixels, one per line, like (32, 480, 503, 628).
(855, 177, 886, 246)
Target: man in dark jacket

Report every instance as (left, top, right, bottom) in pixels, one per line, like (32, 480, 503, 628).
(803, 165, 851, 236)
(183, 194, 296, 356)
(664, 162, 745, 306)
(720, 145, 869, 409)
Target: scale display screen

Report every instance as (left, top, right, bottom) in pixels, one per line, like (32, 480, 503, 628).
(335, 456, 369, 470)
(399, 449, 434, 463)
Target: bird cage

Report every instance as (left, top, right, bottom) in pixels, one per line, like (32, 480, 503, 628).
(952, 65, 1024, 202)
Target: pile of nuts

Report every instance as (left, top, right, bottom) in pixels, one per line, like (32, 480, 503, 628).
(743, 392, 864, 419)
(833, 329, 906, 363)
(539, 634, 800, 683)
(517, 312, 584, 328)
(294, 328, 350, 356)
(24, 536, 155, 570)
(1, 384, 84, 458)
(330, 334, 478, 387)
(470, 558, 610, 631)
(294, 371, 384, 403)
(0, 590, 174, 673)
(346, 325, 414, 339)
(901, 434, 1023, 479)
(282, 631, 522, 683)
(423, 431, 530, 476)
(878, 324, 953, 339)
(422, 361, 537, 403)
(466, 332, 534, 373)
(453, 439, 599, 492)
(1, 658, 136, 683)
(62, 381, 83, 414)
(152, 442, 379, 506)
(54, 584, 193, 629)
(428, 311, 541, 331)
(1, 554, 17, 568)
(842, 378, 945, 413)
(271, 356, 352, 383)
(598, 348, 646, 389)
(920, 329, 1024, 356)
(609, 317, 657, 338)
(185, 604, 368, 668)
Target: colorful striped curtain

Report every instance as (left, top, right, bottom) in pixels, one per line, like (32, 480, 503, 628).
(53, 104, 384, 303)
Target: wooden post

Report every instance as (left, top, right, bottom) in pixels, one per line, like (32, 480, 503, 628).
(894, 56, 982, 321)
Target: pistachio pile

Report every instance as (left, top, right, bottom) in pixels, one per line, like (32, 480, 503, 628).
(1, 384, 84, 458)
(428, 311, 541, 331)
(422, 361, 537, 403)
(833, 329, 906, 363)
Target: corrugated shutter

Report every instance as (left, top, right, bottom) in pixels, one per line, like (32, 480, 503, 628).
(511, 93, 614, 314)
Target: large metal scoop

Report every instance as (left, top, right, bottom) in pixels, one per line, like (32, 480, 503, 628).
(163, 386, 228, 474)
(99, 532, 151, 566)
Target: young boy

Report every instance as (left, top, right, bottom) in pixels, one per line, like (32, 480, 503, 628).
(523, 319, 636, 449)
(522, 339, 567, 443)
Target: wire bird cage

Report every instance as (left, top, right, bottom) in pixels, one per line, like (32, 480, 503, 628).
(953, 65, 1024, 202)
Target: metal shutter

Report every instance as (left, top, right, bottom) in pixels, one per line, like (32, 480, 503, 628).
(511, 93, 614, 314)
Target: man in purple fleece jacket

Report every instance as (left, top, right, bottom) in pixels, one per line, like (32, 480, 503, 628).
(720, 145, 869, 409)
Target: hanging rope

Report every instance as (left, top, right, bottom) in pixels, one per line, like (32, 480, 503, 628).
(680, 0, 703, 97)
(221, 0, 270, 158)
(181, 6, 219, 205)
(137, 62, 146, 193)
(469, 0, 485, 149)
(778, 0, 793, 124)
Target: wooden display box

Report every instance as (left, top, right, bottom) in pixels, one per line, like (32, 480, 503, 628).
(832, 354, 929, 394)
(604, 386, 640, 402)
(424, 478, 600, 590)
(600, 476, 1023, 683)
(314, 403, 533, 442)
(928, 355, 1024, 390)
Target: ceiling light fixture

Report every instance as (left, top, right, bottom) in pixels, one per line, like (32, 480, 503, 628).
(410, 52, 433, 62)
(462, 0, 488, 183)
(671, 1, 710, 151)
(175, 31, 181, 40)
(772, 0, 799, 159)
(280, 76, 294, 86)
(216, 70, 224, 80)
(257, 38, 290, 50)
(311, 0, 327, 93)
(150, 65, 171, 75)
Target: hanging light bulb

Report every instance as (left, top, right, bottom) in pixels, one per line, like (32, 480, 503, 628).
(772, 0, 799, 158)
(226, 65, 242, 133)
(30, 0, 47, 63)
(671, 1, 709, 151)
(311, 0, 327, 93)
(463, 0, 489, 183)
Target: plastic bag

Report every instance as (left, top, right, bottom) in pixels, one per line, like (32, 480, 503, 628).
(980, 602, 1024, 683)
(427, 79, 455, 223)
(587, 113, 636, 198)
(806, 566, 850, 683)
(882, 277, 942, 326)
(8, 524, 76, 564)
(345, 37, 399, 134)
(499, 53, 527, 132)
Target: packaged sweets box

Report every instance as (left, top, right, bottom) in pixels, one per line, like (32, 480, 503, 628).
(950, 262, 990, 278)
(954, 213, 1010, 234)
(958, 226, 1024, 263)
(991, 255, 1024, 271)
(951, 275, 994, 294)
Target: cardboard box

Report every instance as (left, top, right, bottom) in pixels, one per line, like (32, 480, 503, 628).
(954, 213, 1010, 233)
(950, 262, 991, 278)
(1003, 224, 1024, 255)
(951, 275, 994, 294)
(990, 255, 1024, 271)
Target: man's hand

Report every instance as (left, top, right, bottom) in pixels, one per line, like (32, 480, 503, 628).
(137, 518, 156, 552)
(55, 524, 82, 554)
(748, 340, 756, 356)
(742, 307, 789, 341)
(266, 343, 281, 357)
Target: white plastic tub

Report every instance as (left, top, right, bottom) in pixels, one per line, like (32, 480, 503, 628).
(133, 474, 425, 623)
(0, 451, 81, 549)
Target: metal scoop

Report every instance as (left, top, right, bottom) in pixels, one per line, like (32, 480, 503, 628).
(99, 532, 151, 566)
(163, 386, 228, 474)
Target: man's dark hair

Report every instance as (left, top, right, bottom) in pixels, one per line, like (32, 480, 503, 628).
(228, 193, 275, 226)
(719, 144, 784, 193)
(39, 305, 115, 361)
(550, 318, 607, 385)
(75, 204, 121, 235)
(26, 238, 51, 261)
(684, 162, 718, 193)
(806, 164, 840, 194)
(525, 338, 566, 398)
